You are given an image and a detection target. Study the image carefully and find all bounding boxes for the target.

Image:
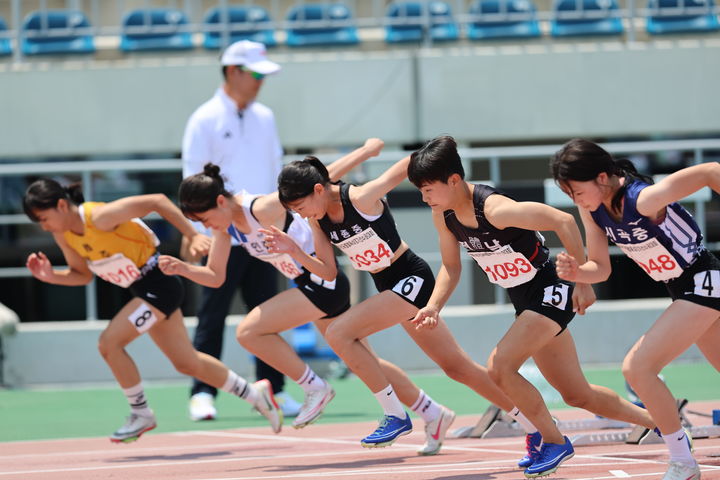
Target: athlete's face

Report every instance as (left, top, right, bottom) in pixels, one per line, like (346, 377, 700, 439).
(562, 176, 608, 211)
(190, 197, 232, 231)
(418, 180, 453, 210)
(33, 207, 66, 233)
(286, 185, 328, 220)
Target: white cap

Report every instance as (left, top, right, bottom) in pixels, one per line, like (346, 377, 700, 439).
(220, 40, 280, 75)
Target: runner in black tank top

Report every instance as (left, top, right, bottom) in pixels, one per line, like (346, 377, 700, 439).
(552, 138, 720, 480)
(408, 135, 656, 478)
(278, 151, 545, 456)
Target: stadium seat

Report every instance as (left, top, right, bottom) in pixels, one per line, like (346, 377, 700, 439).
(385, 1, 460, 43)
(21, 10, 95, 55)
(292, 324, 339, 360)
(550, 0, 624, 36)
(285, 3, 360, 47)
(467, 0, 542, 39)
(202, 6, 276, 49)
(646, 0, 720, 34)
(0, 17, 11, 56)
(120, 8, 193, 52)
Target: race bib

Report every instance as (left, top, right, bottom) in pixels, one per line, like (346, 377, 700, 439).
(469, 246, 537, 288)
(128, 302, 158, 333)
(268, 254, 303, 280)
(542, 283, 570, 311)
(617, 238, 683, 281)
(336, 227, 393, 271)
(392, 275, 425, 303)
(693, 270, 720, 298)
(88, 253, 142, 288)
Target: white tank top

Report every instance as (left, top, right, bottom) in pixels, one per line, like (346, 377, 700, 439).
(229, 192, 315, 280)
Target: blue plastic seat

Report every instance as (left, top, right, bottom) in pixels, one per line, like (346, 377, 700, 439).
(646, 0, 719, 34)
(385, 1, 460, 43)
(467, 0, 542, 39)
(551, 0, 624, 36)
(120, 8, 193, 51)
(21, 10, 95, 55)
(285, 3, 360, 47)
(0, 17, 11, 56)
(292, 324, 338, 360)
(203, 6, 276, 49)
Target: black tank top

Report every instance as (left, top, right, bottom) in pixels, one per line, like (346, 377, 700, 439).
(444, 184, 548, 287)
(318, 182, 402, 271)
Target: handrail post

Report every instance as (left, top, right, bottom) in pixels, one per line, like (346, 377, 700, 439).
(82, 170, 98, 321)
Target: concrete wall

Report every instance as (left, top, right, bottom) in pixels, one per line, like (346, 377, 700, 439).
(3, 298, 703, 387)
(1, 41, 719, 158)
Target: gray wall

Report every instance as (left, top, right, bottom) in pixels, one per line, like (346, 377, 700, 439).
(1, 41, 719, 158)
(3, 298, 704, 386)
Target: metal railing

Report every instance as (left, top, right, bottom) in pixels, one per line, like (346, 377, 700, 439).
(2, 0, 719, 63)
(1, 137, 718, 318)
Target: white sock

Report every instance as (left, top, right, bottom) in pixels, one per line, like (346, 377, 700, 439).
(221, 370, 256, 404)
(410, 390, 441, 422)
(297, 365, 327, 393)
(663, 428, 695, 467)
(509, 407, 538, 434)
(122, 383, 153, 417)
(373, 384, 406, 418)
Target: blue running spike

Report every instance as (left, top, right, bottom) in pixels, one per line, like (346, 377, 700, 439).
(361, 413, 412, 448)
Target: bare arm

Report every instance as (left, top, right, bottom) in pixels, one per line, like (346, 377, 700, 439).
(260, 219, 338, 282)
(557, 208, 612, 284)
(351, 155, 411, 214)
(636, 162, 720, 217)
(158, 229, 231, 288)
(25, 234, 93, 286)
(93, 194, 210, 258)
(411, 209, 462, 329)
(326, 138, 385, 182)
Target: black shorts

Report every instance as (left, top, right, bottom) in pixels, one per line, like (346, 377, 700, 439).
(507, 261, 575, 333)
(666, 249, 720, 312)
(371, 249, 435, 310)
(129, 265, 184, 317)
(296, 269, 351, 318)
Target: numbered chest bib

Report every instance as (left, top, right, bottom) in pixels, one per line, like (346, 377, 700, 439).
(617, 238, 683, 281)
(266, 253, 303, 280)
(336, 227, 393, 271)
(88, 253, 142, 288)
(469, 246, 537, 288)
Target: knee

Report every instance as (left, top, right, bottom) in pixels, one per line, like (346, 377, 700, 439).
(235, 323, 254, 348)
(560, 389, 591, 409)
(487, 355, 511, 388)
(172, 356, 201, 377)
(622, 352, 655, 386)
(324, 322, 351, 353)
(97, 333, 118, 360)
(439, 362, 472, 384)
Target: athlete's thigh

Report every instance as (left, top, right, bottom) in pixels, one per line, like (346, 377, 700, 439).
(147, 309, 196, 360)
(402, 317, 474, 366)
(242, 288, 326, 335)
(330, 290, 418, 340)
(493, 310, 561, 370)
(532, 329, 590, 394)
(692, 314, 720, 371)
(629, 300, 720, 369)
(102, 297, 158, 348)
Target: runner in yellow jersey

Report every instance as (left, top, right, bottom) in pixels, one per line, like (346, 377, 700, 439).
(22, 179, 283, 442)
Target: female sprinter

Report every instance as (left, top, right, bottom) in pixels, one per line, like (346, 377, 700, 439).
(552, 138, 720, 480)
(276, 151, 544, 453)
(407, 135, 656, 478)
(159, 140, 467, 455)
(23, 179, 282, 443)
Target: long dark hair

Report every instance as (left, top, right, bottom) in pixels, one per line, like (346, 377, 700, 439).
(178, 163, 233, 217)
(277, 156, 331, 207)
(23, 178, 84, 222)
(551, 138, 652, 213)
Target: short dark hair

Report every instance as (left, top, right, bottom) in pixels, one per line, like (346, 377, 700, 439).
(408, 135, 465, 188)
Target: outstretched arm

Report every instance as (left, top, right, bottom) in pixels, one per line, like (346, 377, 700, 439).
(92, 194, 210, 258)
(26, 234, 93, 286)
(326, 138, 385, 182)
(412, 209, 462, 329)
(636, 162, 720, 217)
(351, 155, 411, 214)
(486, 195, 596, 314)
(159, 229, 231, 288)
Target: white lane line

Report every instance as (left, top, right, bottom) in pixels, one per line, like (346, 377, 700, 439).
(609, 470, 631, 477)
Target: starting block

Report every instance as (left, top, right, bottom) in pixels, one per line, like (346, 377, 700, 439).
(450, 405, 632, 440)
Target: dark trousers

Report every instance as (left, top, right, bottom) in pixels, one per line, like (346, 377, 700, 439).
(190, 246, 284, 397)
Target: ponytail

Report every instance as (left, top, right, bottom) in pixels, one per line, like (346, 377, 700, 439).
(277, 156, 331, 207)
(23, 179, 84, 222)
(178, 162, 232, 216)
